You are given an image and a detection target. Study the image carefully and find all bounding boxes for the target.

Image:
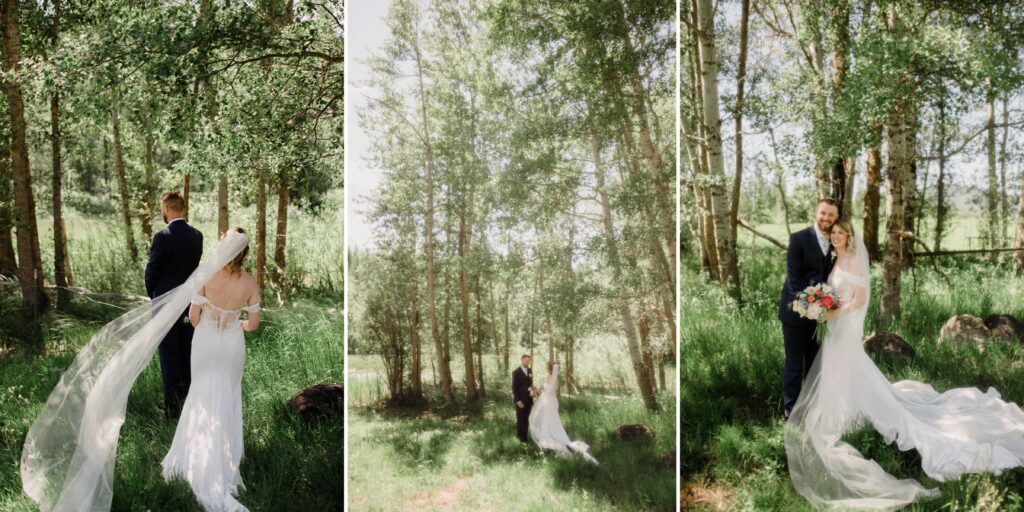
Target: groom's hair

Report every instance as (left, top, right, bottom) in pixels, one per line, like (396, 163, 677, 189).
(161, 192, 185, 212)
(817, 197, 839, 208)
(521, 354, 531, 360)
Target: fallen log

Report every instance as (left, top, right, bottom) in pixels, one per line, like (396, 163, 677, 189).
(738, 217, 787, 250)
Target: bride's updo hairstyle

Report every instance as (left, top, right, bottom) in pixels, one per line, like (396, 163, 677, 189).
(224, 227, 250, 275)
(547, 361, 556, 375)
(832, 218, 855, 254)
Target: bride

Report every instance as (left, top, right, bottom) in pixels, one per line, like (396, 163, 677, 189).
(786, 218, 1024, 510)
(529, 361, 599, 465)
(20, 228, 259, 512)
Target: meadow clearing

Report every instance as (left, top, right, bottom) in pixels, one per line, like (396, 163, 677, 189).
(348, 342, 677, 512)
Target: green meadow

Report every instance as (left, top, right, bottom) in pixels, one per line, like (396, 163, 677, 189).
(348, 343, 677, 512)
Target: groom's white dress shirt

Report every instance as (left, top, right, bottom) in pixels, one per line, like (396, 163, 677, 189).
(813, 224, 830, 256)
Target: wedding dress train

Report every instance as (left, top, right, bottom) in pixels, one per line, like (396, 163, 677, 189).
(529, 363, 599, 465)
(161, 296, 258, 512)
(786, 236, 1024, 510)
(20, 232, 250, 512)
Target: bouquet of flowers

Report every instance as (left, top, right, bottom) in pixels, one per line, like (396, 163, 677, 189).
(791, 283, 842, 322)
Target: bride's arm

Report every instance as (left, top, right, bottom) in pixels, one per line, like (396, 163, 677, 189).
(188, 286, 204, 327)
(241, 288, 261, 332)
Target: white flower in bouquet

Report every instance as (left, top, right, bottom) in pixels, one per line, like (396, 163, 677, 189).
(806, 302, 823, 320)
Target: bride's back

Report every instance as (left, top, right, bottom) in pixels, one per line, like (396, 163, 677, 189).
(202, 269, 258, 310)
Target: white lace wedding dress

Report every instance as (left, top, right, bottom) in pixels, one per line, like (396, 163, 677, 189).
(20, 231, 252, 512)
(786, 236, 1024, 510)
(529, 363, 599, 464)
(161, 296, 259, 512)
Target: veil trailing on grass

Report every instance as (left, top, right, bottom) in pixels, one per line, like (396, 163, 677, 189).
(785, 235, 1024, 510)
(529, 363, 598, 465)
(20, 231, 249, 512)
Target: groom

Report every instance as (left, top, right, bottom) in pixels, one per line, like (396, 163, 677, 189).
(778, 197, 838, 419)
(145, 192, 203, 421)
(512, 354, 539, 443)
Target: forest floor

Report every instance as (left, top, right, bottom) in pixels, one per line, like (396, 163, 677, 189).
(0, 296, 344, 511)
(0, 194, 344, 510)
(347, 354, 677, 511)
(681, 241, 1024, 511)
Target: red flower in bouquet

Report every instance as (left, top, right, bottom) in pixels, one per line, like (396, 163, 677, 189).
(821, 296, 835, 308)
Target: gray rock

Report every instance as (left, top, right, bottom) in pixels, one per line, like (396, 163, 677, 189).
(289, 383, 344, 422)
(863, 331, 915, 359)
(984, 315, 1024, 343)
(613, 424, 654, 440)
(939, 315, 992, 349)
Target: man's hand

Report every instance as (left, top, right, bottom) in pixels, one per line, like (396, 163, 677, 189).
(516, 401, 524, 409)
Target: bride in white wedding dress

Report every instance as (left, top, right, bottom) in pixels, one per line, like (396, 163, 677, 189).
(162, 227, 260, 512)
(786, 219, 1024, 510)
(529, 362, 599, 464)
(21, 228, 259, 512)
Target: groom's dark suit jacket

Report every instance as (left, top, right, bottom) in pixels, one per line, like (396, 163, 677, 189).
(512, 366, 534, 407)
(145, 218, 203, 420)
(145, 219, 203, 299)
(778, 226, 835, 327)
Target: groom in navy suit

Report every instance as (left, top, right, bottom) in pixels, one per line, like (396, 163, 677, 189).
(145, 192, 203, 421)
(779, 198, 838, 419)
(512, 354, 538, 443)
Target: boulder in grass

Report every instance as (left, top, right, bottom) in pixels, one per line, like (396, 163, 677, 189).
(939, 315, 991, 349)
(984, 315, 1024, 343)
(613, 424, 654, 440)
(863, 331, 915, 360)
(289, 384, 344, 422)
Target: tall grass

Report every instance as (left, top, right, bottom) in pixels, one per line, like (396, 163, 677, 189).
(0, 296, 343, 511)
(32, 189, 344, 299)
(681, 242, 1024, 510)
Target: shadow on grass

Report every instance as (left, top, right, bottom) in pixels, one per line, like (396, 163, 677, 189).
(238, 402, 344, 512)
(355, 389, 675, 510)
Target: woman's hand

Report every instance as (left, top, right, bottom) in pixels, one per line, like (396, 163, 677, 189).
(823, 309, 841, 322)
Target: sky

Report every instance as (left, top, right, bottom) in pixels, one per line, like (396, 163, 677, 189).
(346, 0, 392, 252)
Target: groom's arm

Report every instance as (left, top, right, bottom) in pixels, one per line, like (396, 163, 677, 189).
(784, 233, 805, 294)
(512, 372, 524, 406)
(144, 233, 165, 299)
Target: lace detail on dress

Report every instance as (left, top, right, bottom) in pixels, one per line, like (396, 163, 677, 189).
(192, 295, 260, 332)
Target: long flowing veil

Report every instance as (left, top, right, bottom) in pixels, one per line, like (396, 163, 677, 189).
(784, 235, 939, 509)
(20, 230, 249, 512)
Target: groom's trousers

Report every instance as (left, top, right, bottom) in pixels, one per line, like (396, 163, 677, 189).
(516, 403, 532, 443)
(782, 322, 819, 416)
(158, 308, 195, 420)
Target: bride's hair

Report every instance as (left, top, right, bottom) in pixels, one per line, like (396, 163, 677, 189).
(224, 227, 249, 275)
(547, 361, 556, 375)
(832, 218, 855, 253)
